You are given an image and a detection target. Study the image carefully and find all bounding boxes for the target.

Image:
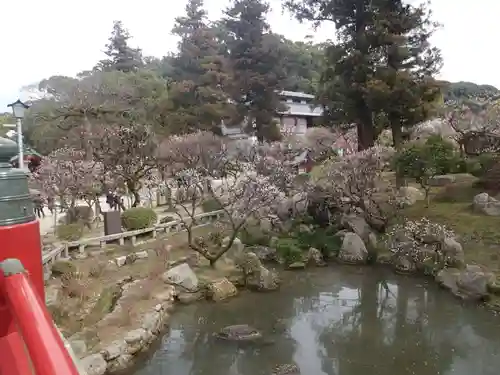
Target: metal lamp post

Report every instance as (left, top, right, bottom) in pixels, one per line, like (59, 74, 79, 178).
(7, 99, 30, 170)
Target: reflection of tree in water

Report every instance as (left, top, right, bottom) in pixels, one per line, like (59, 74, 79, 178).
(318, 273, 455, 375)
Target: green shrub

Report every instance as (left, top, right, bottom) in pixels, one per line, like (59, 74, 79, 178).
(275, 238, 303, 264)
(201, 198, 223, 212)
(121, 207, 157, 231)
(394, 136, 458, 204)
(51, 260, 77, 276)
(56, 223, 84, 241)
(468, 153, 499, 177)
(295, 227, 342, 258)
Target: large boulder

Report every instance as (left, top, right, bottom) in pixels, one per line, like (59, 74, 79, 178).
(338, 232, 368, 264)
(162, 263, 199, 292)
(473, 192, 500, 216)
(222, 236, 244, 259)
(436, 265, 495, 301)
(341, 214, 372, 241)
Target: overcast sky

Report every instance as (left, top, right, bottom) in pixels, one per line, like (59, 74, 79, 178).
(0, 0, 498, 111)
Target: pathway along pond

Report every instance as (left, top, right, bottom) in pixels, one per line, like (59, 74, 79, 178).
(133, 267, 500, 375)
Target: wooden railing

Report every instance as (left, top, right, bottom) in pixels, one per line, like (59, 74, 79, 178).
(41, 210, 225, 271)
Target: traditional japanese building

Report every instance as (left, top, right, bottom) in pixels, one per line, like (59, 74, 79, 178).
(221, 90, 323, 139)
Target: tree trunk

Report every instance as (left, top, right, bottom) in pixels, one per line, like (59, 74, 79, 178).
(391, 121, 406, 188)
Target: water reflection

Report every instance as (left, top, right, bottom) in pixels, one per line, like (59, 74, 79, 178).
(134, 268, 500, 375)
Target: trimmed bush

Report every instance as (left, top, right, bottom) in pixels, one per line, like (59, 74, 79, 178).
(56, 223, 84, 241)
(201, 198, 223, 212)
(121, 207, 157, 231)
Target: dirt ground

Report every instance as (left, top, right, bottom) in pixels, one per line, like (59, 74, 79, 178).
(46, 225, 234, 352)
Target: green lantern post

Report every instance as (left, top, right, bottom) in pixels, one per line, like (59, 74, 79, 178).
(0, 137, 35, 226)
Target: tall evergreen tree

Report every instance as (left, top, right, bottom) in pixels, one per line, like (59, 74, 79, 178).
(167, 0, 234, 134)
(223, 0, 286, 142)
(96, 21, 143, 73)
(369, 0, 443, 149)
(286, 0, 382, 150)
(286, 0, 442, 151)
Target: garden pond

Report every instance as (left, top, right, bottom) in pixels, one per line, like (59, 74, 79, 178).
(132, 267, 500, 375)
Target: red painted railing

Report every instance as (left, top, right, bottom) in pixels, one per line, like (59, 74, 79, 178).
(0, 259, 80, 375)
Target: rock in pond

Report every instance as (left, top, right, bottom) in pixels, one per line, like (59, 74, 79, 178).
(272, 364, 300, 375)
(215, 324, 263, 342)
(206, 278, 238, 301)
(435, 265, 495, 301)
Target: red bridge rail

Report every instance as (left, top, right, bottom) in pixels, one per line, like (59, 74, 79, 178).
(0, 258, 80, 375)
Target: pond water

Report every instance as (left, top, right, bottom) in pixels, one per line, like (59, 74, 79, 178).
(133, 267, 500, 375)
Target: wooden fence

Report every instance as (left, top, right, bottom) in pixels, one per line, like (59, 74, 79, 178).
(41, 210, 225, 270)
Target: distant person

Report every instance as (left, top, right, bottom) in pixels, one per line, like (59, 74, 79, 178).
(47, 196, 55, 215)
(106, 192, 115, 210)
(33, 196, 45, 219)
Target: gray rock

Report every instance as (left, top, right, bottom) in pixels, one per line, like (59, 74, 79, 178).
(107, 354, 134, 372)
(473, 192, 500, 216)
(45, 285, 60, 308)
(101, 340, 127, 361)
(153, 286, 175, 302)
(222, 236, 244, 259)
(206, 278, 238, 301)
(442, 237, 465, 266)
(177, 290, 205, 304)
(306, 247, 326, 266)
(125, 328, 147, 355)
(69, 339, 87, 359)
(115, 256, 127, 267)
(436, 265, 494, 301)
(134, 250, 149, 259)
(124, 328, 147, 345)
(341, 214, 371, 241)
(288, 262, 306, 270)
(246, 265, 280, 291)
(80, 354, 107, 375)
(162, 263, 199, 292)
(141, 311, 162, 334)
(397, 186, 424, 207)
(338, 232, 368, 264)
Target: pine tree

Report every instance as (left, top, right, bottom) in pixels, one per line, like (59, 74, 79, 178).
(223, 0, 286, 142)
(369, 0, 443, 149)
(286, 0, 383, 150)
(167, 0, 234, 134)
(97, 21, 143, 73)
